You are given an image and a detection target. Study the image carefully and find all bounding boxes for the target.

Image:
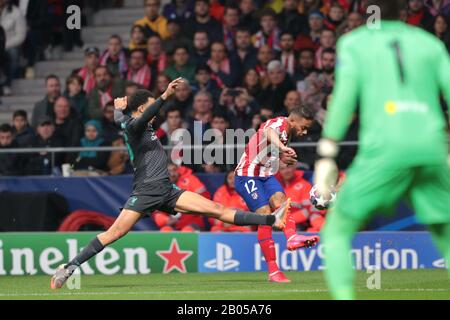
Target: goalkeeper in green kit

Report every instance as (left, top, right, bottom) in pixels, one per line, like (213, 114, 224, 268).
(314, 0, 450, 300)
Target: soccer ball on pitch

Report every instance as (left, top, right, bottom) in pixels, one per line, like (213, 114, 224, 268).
(309, 185, 337, 210)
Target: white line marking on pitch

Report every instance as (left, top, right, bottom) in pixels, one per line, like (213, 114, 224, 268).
(0, 288, 448, 297)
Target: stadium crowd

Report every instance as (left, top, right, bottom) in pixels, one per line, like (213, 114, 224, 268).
(0, 0, 449, 231)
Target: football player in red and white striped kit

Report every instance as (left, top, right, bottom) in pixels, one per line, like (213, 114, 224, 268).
(235, 106, 320, 283)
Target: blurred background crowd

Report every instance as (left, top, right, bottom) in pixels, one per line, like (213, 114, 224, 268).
(0, 0, 448, 231)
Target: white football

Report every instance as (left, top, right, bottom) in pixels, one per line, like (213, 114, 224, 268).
(309, 185, 337, 210)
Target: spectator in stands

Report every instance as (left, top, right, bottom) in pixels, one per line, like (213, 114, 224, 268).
(0, 0, 26, 96)
(207, 42, 239, 88)
(64, 74, 89, 123)
(125, 82, 141, 97)
(31, 75, 61, 128)
(253, 8, 281, 51)
(23, 116, 64, 176)
(162, 17, 191, 54)
(191, 30, 210, 66)
(153, 162, 210, 232)
(336, 11, 364, 36)
(239, 0, 259, 33)
(302, 48, 335, 112)
(146, 34, 169, 85)
(210, 171, 252, 232)
(163, 80, 193, 116)
(230, 27, 258, 77)
(164, 45, 196, 83)
(53, 96, 82, 148)
(407, 0, 434, 30)
(223, 88, 257, 130)
(128, 24, 147, 50)
(257, 60, 295, 115)
(294, 10, 324, 51)
(294, 48, 317, 92)
(315, 29, 336, 69)
(127, 49, 152, 89)
(222, 5, 240, 51)
(259, 105, 275, 121)
(254, 44, 275, 87)
(183, 0, 223, 42)
(157, 106, 186, 145)
(11, 110, 34, 147)
(72, 120, 111, 173)
(242, 68, 262, 99)
(278, 32, 297, 76)
(323, 2, 346, 31)
(74, 47, 100, 95)
(88, 66, 126, 120)
(434, 14, 450, 52)
(163, 0, 193, 22)
(187, 90, 214, 134)
(23, 0, 47, 80)
(100, 101, 121, 144)
(283, 90, 302, 115)
(278, 0, 308, 36)
(192, 65, 220, 101)
(100, 35, 128, 79)
(276, 165, 325, 232)
(425, 0, 450, 17)
(107, 137, 131, 175)
(0, 123, 20, 175)
(134, 0, 169, 39)
(153, 73, 171, 97)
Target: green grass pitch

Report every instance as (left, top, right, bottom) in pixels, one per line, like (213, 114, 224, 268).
(0, 269, 448, 300)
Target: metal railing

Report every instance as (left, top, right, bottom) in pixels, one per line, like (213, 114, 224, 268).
(0, 141, 360, 174)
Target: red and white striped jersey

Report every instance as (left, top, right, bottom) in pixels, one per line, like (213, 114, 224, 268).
(235, 117, 289, 177)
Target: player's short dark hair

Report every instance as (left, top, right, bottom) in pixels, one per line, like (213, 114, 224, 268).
(128, 89, 154, 112)
(289, 105, 315, 121)
(13, 110, 28, 120)
(366, 0, 404, 20)
(0, 123, 13, 133)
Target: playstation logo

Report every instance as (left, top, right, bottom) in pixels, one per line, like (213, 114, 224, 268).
(204, 243, 240, 271)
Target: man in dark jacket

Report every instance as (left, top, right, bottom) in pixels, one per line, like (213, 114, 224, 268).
(0, 124, 21, 175)
(23, 116, 64, 175)
(31, 74, 62, 128)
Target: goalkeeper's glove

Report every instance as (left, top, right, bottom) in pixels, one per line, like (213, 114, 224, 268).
(314, 138, 339, 196)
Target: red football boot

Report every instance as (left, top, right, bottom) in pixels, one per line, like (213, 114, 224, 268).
(268, 271, 291, 283)
(286, 234, 320, 251)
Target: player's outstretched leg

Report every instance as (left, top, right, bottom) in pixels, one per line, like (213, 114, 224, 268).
(50, 209, 142, 289)
(174, 191, 290, 230)
(322, 209, 363, 300)
(270, 192, 320, 251)
(428, 223, 450, 278)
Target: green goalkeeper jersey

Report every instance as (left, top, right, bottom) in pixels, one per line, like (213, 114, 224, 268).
(323, 21, 450, 167)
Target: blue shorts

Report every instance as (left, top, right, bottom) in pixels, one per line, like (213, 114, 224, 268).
(234, 175, 285, 212)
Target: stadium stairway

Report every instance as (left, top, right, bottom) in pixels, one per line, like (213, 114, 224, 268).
(0, 0, 154, 124)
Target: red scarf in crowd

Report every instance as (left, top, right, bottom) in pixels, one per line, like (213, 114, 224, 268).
(147, 53, 169, 75)
(127, 64, 152, 89)
(77, 67, 96, 94)
(254, 29, 281, 51)
(99, 83, 113, 109)
(281, 52, 296, 76)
